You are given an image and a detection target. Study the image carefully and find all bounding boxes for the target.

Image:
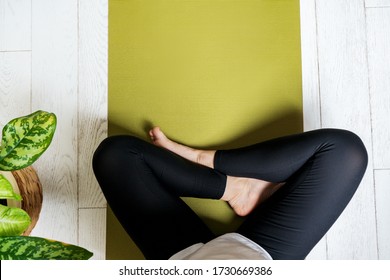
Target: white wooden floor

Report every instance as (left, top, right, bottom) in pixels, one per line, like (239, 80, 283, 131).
(0, 0, 107, 260)
(1, 0, 389, 260)
(301, 0, 390, 259)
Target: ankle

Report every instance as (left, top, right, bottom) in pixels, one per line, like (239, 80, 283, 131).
(221, 176, 240, 202)
(196, 150, 216, 169)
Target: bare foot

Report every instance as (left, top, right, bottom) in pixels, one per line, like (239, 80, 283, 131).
(222, 177, 283, 216)
(149, 127, 215, 168)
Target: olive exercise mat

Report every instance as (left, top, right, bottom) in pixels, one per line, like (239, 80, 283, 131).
(108, 0, 302, 259)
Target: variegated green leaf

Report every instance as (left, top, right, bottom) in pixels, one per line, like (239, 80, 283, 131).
(0, 174, 22, 200)
(0, 236, 93, 260)
(0, 204, 31, 236)
(0, 110, 57, 171)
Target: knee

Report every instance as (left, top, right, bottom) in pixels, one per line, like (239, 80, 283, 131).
(92, 135, 144, 174)
(326, 129, 368, 172)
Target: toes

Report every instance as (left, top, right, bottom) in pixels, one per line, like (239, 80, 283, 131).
(149, 130, 156, 142)
(149, 127, 161, 139)
(152, 127, 162, 137)
(149, 127, 170, 147)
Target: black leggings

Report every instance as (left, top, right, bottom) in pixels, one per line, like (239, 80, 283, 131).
(92, 129, 368, 260)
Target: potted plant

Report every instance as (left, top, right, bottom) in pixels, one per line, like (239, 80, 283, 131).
(0, 110, 92, 260)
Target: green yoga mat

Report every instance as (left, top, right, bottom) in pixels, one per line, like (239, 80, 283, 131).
(108, 0, 302, 259)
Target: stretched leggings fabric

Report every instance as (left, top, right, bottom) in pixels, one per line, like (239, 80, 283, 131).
(92, 129, 368, 260)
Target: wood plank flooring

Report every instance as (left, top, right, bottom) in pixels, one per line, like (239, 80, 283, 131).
(301, 0, 390, 259)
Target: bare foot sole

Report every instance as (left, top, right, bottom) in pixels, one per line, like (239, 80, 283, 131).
(222, 177, 283, 216)
(149, 127, 215, 168)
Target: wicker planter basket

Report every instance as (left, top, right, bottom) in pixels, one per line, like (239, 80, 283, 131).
(3, 166, 43, 236)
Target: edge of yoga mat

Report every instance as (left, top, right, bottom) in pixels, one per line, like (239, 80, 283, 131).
(108, 0, 303, 259)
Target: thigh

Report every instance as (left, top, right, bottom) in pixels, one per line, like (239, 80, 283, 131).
(93, 135, 216, 259)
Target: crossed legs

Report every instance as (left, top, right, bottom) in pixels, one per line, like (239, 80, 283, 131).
(93, 128, 368, 259)
(149, 127, 283, 217)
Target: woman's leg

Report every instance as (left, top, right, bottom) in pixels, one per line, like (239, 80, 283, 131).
(215, 129, 368, 259)
(92, 135, 226, 259)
